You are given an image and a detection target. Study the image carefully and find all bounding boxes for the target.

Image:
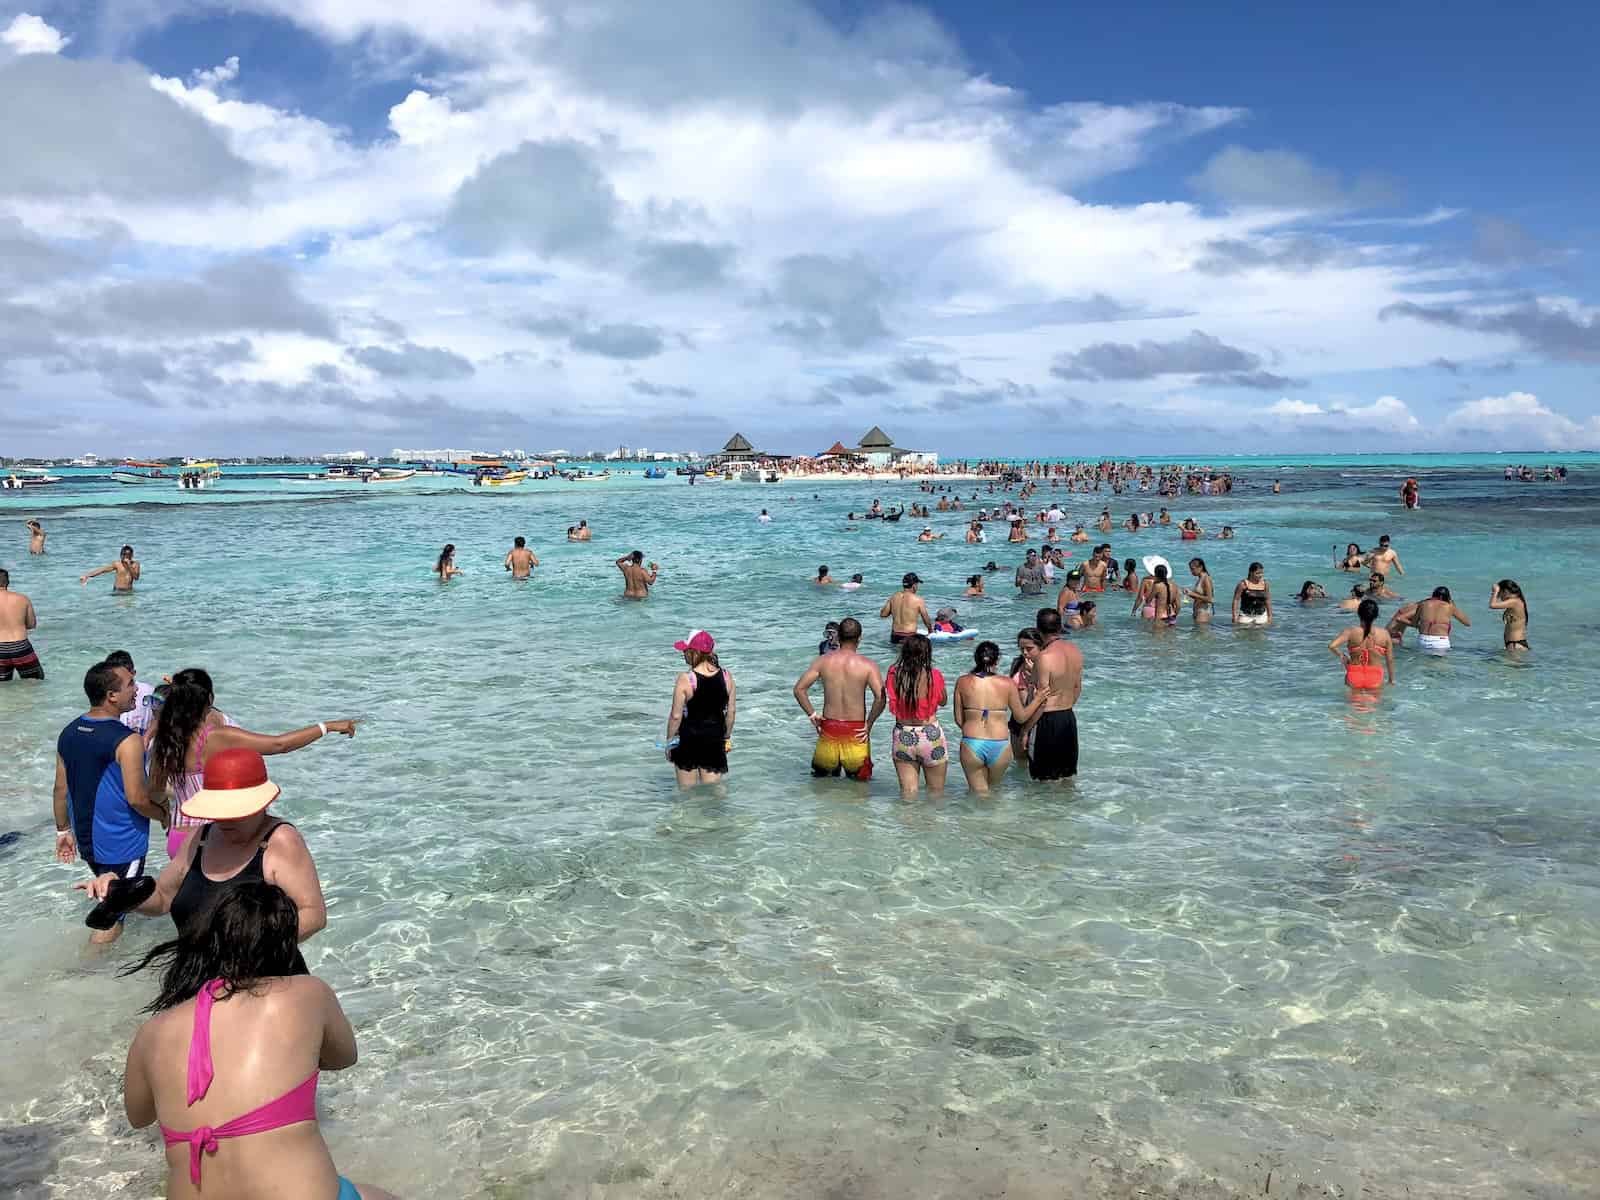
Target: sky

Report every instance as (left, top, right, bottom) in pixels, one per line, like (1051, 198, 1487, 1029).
(1, 1, 1597, 457)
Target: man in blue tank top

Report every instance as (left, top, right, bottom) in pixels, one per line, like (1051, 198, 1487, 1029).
(53, 660, 165, 943)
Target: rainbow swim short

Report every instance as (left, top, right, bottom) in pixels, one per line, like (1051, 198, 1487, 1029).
(811, 718, 873, 779)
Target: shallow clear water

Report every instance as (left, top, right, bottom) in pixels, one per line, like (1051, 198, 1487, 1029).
(2, 461, 1597, 1199)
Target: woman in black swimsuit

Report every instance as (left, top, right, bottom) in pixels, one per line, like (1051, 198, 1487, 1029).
(79, 748, 328, 954)
(666, 631, 736, 786)
(1232, 562, 1273, 627)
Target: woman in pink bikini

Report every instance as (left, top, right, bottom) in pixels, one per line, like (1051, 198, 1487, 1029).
(120, 881, 397, 1200)
(148, 668, 357, 859)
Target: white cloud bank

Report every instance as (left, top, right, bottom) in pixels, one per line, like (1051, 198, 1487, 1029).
(0, 1, 1593, 453)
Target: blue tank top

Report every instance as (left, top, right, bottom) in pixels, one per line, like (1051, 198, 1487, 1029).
(57, 716, 144, 863)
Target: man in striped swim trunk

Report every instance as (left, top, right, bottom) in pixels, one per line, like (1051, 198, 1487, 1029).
(0, 570, 43, 680)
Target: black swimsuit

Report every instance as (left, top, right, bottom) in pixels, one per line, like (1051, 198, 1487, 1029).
(169, 821, 307, 973)
(671, 670, 729, 774)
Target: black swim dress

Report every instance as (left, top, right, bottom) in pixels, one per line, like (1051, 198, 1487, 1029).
(671, 670, 730, 774)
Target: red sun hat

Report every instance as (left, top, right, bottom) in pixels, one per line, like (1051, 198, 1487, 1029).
(673, 629, 715, 653)
(182, 747, 282, 821)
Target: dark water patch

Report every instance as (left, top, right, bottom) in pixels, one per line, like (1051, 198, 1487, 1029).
(951, 1023, 1041, 1057)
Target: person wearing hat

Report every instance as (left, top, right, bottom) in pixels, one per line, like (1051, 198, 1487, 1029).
(665, 631, 735, 787)
(78, 747, 329, 948)
(879, 573, 932, 646)
(916, 526, 943, 542)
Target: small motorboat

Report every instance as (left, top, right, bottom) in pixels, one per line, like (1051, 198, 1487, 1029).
(362, 468, 417, 483)
(563, 470, 611, 482)
(112, 461, 171, 484)
(2, 468, 61, 489)
(176, 461, 222, 490)
(473, 470, 528, 488)
(643, 467, 667, 479)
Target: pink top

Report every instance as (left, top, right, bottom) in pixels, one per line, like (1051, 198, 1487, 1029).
(159, 979, 320, 1185)
(885, 666, 946, 723)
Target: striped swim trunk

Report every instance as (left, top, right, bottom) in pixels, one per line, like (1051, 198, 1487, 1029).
(0, 638, 43, 681)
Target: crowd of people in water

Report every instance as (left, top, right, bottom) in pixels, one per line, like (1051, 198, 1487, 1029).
(0, 459, 1542, 1198)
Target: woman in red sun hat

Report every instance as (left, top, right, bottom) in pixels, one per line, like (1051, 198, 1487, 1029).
(78, 747, 329, 952)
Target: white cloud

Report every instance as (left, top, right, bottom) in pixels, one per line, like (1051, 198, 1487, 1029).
(1442, 391, 1600, 449)
(1, 13, 69, 55)
(1262, 394, 1419, 434)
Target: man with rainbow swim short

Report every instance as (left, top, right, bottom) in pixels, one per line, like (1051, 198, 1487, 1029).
(792, 617, 886, 780)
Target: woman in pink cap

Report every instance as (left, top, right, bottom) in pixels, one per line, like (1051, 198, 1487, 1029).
(79, 747, 330, 952)
(665, 630, 736, 786)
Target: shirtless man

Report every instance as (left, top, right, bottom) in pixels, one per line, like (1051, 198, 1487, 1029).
(1007, 517, 1027, 543)
(792, 617, 886, 779)
(1392, 586, 1469, 654)
(1365, 571, 1399, 600)
(616, 551, 658, 599)
(880, 573, 932, 645)
(574, 520, 593, 542)
(504, 536, 539, 579)
(81, 545, 140, 592)
(1070, 524, 1090, 543)
(1095, 509, 1112, 534)
(815, 565, 835, 586)
(25, 519, 46, 554)
(0, 569, 44, 681)
(1080, 547, 1110, 593)
(1367, 535, 1404, 577)
(1029, 608, 1084, 781)
(965, 520, 984, 544)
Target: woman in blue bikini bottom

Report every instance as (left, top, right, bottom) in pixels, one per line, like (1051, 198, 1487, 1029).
(952, 641, 1052, 794)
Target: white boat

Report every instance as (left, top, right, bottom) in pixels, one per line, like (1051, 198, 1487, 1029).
(70, 453, 102, 468)
(364, 468, 417, 483)
(112, 461, 172, 484)
(563, 469, 611, 482)
(2, 468, 61, 489)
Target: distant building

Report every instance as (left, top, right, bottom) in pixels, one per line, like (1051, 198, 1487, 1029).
(853, 426, 936, 469)
(322, 450, 370, 462)
(718, 433, 759, 462)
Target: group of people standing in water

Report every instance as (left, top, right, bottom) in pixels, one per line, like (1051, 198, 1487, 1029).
(43, 648, 394, 1199)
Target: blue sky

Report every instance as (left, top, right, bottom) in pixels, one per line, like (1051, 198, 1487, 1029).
(1, 1, 1596, 456)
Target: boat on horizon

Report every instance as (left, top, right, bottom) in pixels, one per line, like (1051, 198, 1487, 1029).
(112, 461, 172, 484)
(177, 461, 222, 490)
(563, 469, 611, 482)
(2, 467, 62, 489)
(473, 469, 528, 488)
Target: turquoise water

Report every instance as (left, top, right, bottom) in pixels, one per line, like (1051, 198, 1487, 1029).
(1, 462, 1597, 1199)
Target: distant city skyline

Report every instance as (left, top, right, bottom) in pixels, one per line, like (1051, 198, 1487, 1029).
(2, 3, 1597, 456)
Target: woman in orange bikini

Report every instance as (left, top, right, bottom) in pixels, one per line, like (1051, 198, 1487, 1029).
(1328, 597, 1394, 691)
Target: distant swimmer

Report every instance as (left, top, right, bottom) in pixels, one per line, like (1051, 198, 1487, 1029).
(616, 550, 658, 599)
(965, 520, 985, 543)
(1014, 549, 1046, 597)
(1296, 581, 1328, 603)
(1400, 477, 1420, 510)
(504, 536, 539, 579)
(25, 518, 46, 555)
(1329, 597, 1394, 691)
(840, 573, 864, 591)
(1366, 571, 1399, 600)
(1070, 524, 1090, 543)
(433, 544, 462, 581)
(1184, 558, 1214, 624)
(1096, 509, 1112, 533)
(1028, 609, 1084, 782)
(0, 569, 43, 681)
(880, 573, 933, 645)
(1490, 579, 1529, 649)
(1215, 526, 1236, 539)
(1367, 534, 1404, 577)
(917, 526, 944, 542)
(81, 544, 141, 592)
(758, 509, 772, 524)
(1272, 480, 1282, 495)
(1337, 543, 1365, 572)
(1392, 586, 1469, 654)
(886, 634, 949, 797)
(1066, 599, 1096, 629)
(965, 574, 986, 598)
(815, 565, 835, 586)
(793, 616, 885, 780)
(1007, 517, 1027, 543)
(574, 520, 593, 542)
(1231, 562, 1272, 627)
(665, 630, 735, 787)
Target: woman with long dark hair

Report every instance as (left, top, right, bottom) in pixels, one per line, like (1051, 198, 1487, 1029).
(1232, 562, 1273, 627)
(120, 882, 399, 1200)
(1490, 579, 1529, 649)
(433, 544, 461, 580)
(147, 669, 357, 860)
(1329, 597, 1394, 691)
(885, 633, 948, 797)
(1008, 629, 1043, 765)
(1185, 558, 1215, 624)
(953, 641, 1051, 794)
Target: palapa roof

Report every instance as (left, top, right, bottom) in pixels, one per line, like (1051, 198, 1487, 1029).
(822, 440, 851, 456)
(858, 426, 894, 449)
(722, 433, 755, 453)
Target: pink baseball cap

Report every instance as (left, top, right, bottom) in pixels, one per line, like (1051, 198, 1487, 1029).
(673, 630, 715, 653)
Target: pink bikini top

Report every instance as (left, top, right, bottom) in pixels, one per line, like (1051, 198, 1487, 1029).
(159, 979, 319, 1185)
